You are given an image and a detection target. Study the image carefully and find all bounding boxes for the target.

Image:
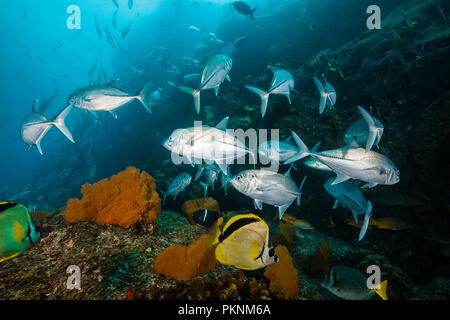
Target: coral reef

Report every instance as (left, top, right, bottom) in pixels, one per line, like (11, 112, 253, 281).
(153, 234, 217, 281)
(181, 197, 220, 225)
(65, 167, 160, 228)
(264, 245, 299, 299)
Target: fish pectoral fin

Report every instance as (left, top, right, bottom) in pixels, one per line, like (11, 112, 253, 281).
(109, 110, 118, 118)
(361, 182, 378, 189)
(214, 86, 220, 96)
(332, 173, 351, 185)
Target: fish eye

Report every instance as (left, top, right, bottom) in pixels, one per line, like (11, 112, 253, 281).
(396, 169, 400, 176)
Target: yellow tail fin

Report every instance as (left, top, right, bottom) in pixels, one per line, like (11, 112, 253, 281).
(375, 280, 388, 300)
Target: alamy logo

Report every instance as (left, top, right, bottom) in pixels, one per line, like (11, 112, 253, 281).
(66, 265, 81, 290)
(366, 264, 381, 289)
(66, 5, 81, 30)
(367, 5, 381, 29)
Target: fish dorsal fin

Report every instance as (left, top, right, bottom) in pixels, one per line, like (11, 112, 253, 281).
(0, 202, 18, 214)
(283, 135, 293, 144)
(32, 98, 39, 112)
(267, 65, 277, 73)
(215, 117, 229, 131)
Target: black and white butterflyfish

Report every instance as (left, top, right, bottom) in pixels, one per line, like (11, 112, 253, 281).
(210, 213, 278, 270)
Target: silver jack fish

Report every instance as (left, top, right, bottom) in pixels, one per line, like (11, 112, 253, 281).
(344, 106, 384, 153)
(258, 136, 298, 164)
(230, 167, 307, 219)
(163, 117, 253, 175)
(323, 178, 372, 240)
(21, 99, 74, 155)
(162, 173, 192, 205)
(68, 82, 152, 118)
(177, 54, 232, 114)
(245, 66, 298, 118)
(285, 131, 400, 188)
(313, 74, 336, 114)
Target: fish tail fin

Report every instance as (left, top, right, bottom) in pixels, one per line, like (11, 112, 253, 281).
(250, 6, 258, 19)
(162, 192, 167, 206)
(36, 141, 43, 155)
(200, 181, 208, 197)
(356, 106, 377, 152)
(375, 280, 388, 300)
(284, 131, 310, 164)
(358, 201, 372, 241)
(297, 175, 307, 206)
(194, 167, 204, 181)
(53, 106, 74, 143)
(136, 82, 152, 114)
(178, 86, 201, 114)
(313, 76, 327, 114)
(245, 85, 269, 118)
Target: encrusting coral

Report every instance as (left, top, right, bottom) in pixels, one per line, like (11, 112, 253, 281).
(264, 245, 299, 299)
(181, 197, 220, 225)
(153, 234, 217, 281)
(65, 167, 161, 228)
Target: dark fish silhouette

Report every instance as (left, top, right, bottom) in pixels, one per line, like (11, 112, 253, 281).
(232, 1, 257, 19)
(94, 16, 103, 38)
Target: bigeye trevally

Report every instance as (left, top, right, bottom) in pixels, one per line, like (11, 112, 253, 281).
(323, 178, 372, 240)
(230, 167, 307, 219)
(210, 213, 278, 270)
(0, 202, 42, 263)
(162, 173, 192, 205)
(258, 135, 299, 164)
(21, 99, 74, 155)
(177, 54, 232, 114)
(313, 74, 336, 114)
(285, 131, 400, 189)
(163, 117, 253, 176)
(245, 66, 298, 118)
(68, 82, 153, 118)
(344, 106, 384, 153)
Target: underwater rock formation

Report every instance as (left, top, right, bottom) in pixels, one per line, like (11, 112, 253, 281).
(181, 197, 220, 225)
(153, 234, 217, 281)
(142, 270, 286, 300)
(65, 167, 161, 228)
(264, 245, 299, 299)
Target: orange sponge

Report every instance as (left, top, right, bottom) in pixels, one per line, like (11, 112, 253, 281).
(153, 234, 217, 281)
(65, 167, 161, 228)
(264, 245, 299, 299)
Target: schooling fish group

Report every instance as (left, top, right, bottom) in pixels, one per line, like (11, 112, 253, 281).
(12, 1, 401, 300)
